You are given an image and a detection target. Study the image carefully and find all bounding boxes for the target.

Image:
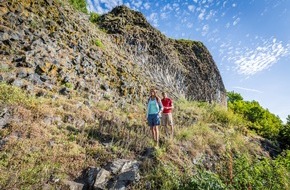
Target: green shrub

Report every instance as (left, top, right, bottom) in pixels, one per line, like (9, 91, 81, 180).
(278, 116, 290, 148)
(68, 0, 87, 13)
(148, 163, 182, 190)
(94, 39, 104, 48)
(181, 169, 226, 190)
(0, 83, 36, 107)
(218, 153, 290, 190)
(89, 12, 100, 23)
(64, 82, 74, 89)
(95, 39, 103, 47)
(227, 91, 283, 140)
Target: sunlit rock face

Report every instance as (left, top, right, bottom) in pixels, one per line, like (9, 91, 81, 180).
(98, 6, 226, 105)
(0, 2, 226, 105)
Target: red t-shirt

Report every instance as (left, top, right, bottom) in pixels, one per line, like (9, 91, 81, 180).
(161, 98, 173, 113)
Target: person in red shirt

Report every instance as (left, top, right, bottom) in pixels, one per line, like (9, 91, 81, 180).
(161, 92, 174, 139)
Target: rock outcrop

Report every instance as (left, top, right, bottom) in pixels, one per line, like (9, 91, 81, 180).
(63, 159, 140, 190)
(97, 6, 226, 104)
(0, 1, 226, 105)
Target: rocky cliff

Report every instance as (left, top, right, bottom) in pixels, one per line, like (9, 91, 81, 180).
(97, 6, 226, 104)
(0, 1, 226, 105)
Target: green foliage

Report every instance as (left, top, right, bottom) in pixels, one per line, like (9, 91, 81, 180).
(148, 163, 182, 190)
(181, 169, 226, 190)
(275, 150, 290, 170)
(199, 102, 246, 128)
(278, 116, 290, 148)
(226, 154, 290, 190)
(176, 39, 194, 46)
(89, 12, 100, 23)
(0, 139, 63, 189)
(64, 82, 74, 89)
(227, 91, 243, 102)
(227, 91, 283, 139)
(94, 39, 104, 48)
(68, 0, 87, 13)
(0, 82, 36, 107)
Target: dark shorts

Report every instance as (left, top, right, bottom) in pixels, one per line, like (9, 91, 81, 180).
(147, 114, 160, 127)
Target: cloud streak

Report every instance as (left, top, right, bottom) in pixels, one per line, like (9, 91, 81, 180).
(224, 38, 290, 75)
(86, 0, 123, 13)
(233, 86, 263, 93)
(86, 0, 290, 77)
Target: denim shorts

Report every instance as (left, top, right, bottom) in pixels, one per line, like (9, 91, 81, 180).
(147, 114, 160, 127)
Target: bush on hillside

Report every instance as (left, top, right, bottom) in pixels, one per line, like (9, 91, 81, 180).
(89, 12, 100, 23)
(204, 151, 290, 190)
(68, 0, 87, 13)
(278, 115, 290, 148)
(227, 91, 283, 140)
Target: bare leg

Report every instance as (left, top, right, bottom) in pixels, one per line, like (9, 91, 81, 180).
(165, 125, 169, 137)
(170, 124, 174, 139)
(153, 126, 159, 146)
(150, 127, 156, 141)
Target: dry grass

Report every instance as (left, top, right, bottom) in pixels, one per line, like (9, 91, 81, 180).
(0, 83, 274, 189)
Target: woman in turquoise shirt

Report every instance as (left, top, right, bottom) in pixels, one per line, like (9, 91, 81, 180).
(146, 89, 163, 146)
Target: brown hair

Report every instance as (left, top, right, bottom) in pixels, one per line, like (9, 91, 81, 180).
(149, 88, 161, 102)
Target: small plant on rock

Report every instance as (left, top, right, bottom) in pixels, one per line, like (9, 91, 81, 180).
(89, 12, 100, 23)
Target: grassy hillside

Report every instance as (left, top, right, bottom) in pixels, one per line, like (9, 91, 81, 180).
(1, 83, 289, 189)
(1, 0, 290, 189)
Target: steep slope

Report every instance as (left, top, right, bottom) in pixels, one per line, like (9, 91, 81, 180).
(0, 0, 151, 105)
(0, 2, 225, 105)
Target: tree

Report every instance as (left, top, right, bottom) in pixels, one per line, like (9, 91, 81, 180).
(278, 115, 290, 148)
(286, 115, 290, 125)
(227, 91, 243, 103)
(227, 92, 283, 140)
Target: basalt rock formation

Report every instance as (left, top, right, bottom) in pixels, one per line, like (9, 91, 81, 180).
(97, 5, 226, 104)
(0, 1, 226, 105)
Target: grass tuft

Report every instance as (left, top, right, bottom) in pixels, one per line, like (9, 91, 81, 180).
(68, 0, 88, 13)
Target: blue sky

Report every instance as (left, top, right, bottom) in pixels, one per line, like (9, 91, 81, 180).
(86, 0, 290, 122)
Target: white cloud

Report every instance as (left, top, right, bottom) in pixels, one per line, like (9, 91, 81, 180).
(86, 0, 123, 13)
(188, 5, 195, 12)
(162, 3, 173, 11)
(172, 3, 179, 8)
(202, 24, 209, 36)
(233, 17, 240, 26)
(226, 38, 290, 75)
(233, 86, 263, 93)
(225, 22, 230, 28)
(160, 12, 168, 19)
(132, 0, 143, 8)
(198, 9, 206, 20)
(148, 12, 159, 27)
(187, 22, 193, 28)
(124, 2, 130, 8)
(143, 2, 150, 10)
(181, 17, 188, 23)
(223, 1, 227, 8)
(206, 9, 216, 20)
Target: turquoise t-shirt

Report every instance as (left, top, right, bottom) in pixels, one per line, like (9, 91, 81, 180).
(148, 99, 159, 114)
